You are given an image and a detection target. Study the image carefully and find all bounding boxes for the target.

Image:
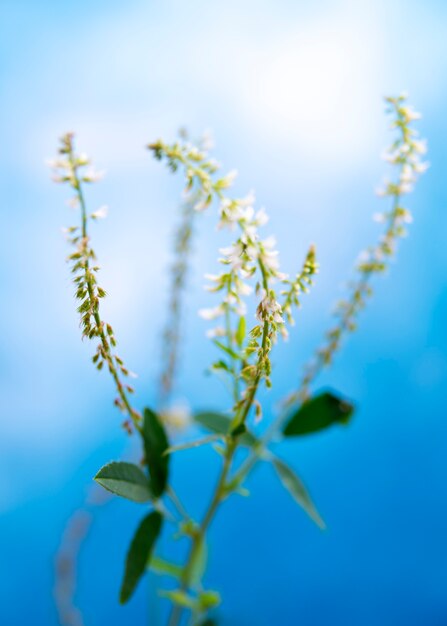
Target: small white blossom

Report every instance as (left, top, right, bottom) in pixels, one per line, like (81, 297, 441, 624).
(412, 139, 427, 155)
(206, 326, 226, 338)
(83, 168, 105, 183)
(221, 169, 238, 187)
(256, 289, 283, 324)
(67, 196, 80, 209)
(160, 403, 191, 431)
(198, 305, 225, 320)
(373, 212, 386, 223)
(219, 242, 245, 271)
(91, 205, 109, 219)
(255, 207, 269, 226)
(401, 105, 421, 122)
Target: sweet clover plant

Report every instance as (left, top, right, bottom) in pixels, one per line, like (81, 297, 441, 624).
(49, 94, 427, 625)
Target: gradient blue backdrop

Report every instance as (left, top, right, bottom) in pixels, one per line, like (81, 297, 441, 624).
(1, 1, 447, 624)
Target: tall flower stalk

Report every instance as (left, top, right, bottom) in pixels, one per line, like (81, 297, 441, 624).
(292, 94, 429, 404)
(158, 191, 197, 408)
(51, 94, 427, 626)
(49, 133, 140, 433)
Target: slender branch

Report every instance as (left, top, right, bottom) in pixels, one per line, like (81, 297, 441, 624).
(167, 439, 237, 626)
(50, 133, 140, 432)
(230, 94, 428, 489)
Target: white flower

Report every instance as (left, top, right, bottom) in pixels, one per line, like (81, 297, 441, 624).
(219, 242, 245, 270)
(241, 206, 255, 222)
(198, 305, 225, 320)
(218, 169, 238, 189)
(261, 248, 280, 273)
(401, 106, 421, 122)
(160, 403, 191, 431)
(83, 168, 105, 183)
(67, 196, 80, 209)
(91, 205, 109, 219)
(373, 212, 386, 223)
(414, 161, 430, 174)
(194, 197, 209, 212)
(234, 278, 253, 296)
(206, 326, 226, 338)
(240, 190, 256, 206)
(412, 139, 427, 155)
(397, 181, 413, 195)
(400, 164, 415, 184)
(77, 153, 90, 166)
(255, 207, 269, 226)
(256, 290, 283, 323)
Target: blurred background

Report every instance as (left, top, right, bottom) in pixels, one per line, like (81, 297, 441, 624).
(1, 0, 447, 624)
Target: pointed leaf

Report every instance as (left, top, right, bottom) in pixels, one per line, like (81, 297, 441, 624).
(143, 408, 170, 498)
(271, 457, 325, 529)
(194, 412, 258, 447)
(160, 589, 197, 609)
(283, 390, 354, 437)
(213, 340, 241, 360)
(94, 461, 152, 503)
(199, 590, 221, 610)
(148, 556, 183, 579)
(235, 316, 246, 348)
(165, 434, 224, 455)
(194, 411, 231, 435)
(120, 511, 163, 604)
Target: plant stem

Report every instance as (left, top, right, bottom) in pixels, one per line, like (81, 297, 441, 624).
(167, 439, 237, 626)
(68, 149, 140, 430)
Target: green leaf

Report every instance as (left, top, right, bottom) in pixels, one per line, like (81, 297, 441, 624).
(194, 412, 258, 447)
(143, 408, 170, 498)
(271, 457, 325, 529)
(120, 511, 163, 604)
(194, 412, 231, 435)
(189, 538, 208, 587)
(213, 340, 241, 360)
(211, 359, 230, 372)
(283, 390, 354, 437)
(149, 556, 183, 579)
(165, 434, 224, 455)
(199, 590, 221, 609)
(235, 316, 246, 348)
(94, 461, 152, 503)
(160, 589, 197, 609)
(230, 422, 247, 438)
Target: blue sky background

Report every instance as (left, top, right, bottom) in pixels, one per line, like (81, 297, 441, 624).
(1, 0, 447, 624)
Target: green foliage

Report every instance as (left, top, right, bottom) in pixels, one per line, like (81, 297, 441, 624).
(160, 590, 197, 609)
(235, 316, 246, 348)
(194, 412, 258, 446)
(143, 408, 170, 498)
(198, 590, 221, 610)
(283, 391, 354, 437)
(149, 556, 183, 579)
(94, 461, 152, 503)
(165, 435, 224, 455)
(189, 538, 208, 587)
(271, 457, 325, 529)
(120, 511, 163, 604)
(161, 589, 221, 612)
(52, 96, 427, 625)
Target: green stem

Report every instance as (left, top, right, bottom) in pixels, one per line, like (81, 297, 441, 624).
(167, 439, 237, 626)
(69, 151, 140, 430)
